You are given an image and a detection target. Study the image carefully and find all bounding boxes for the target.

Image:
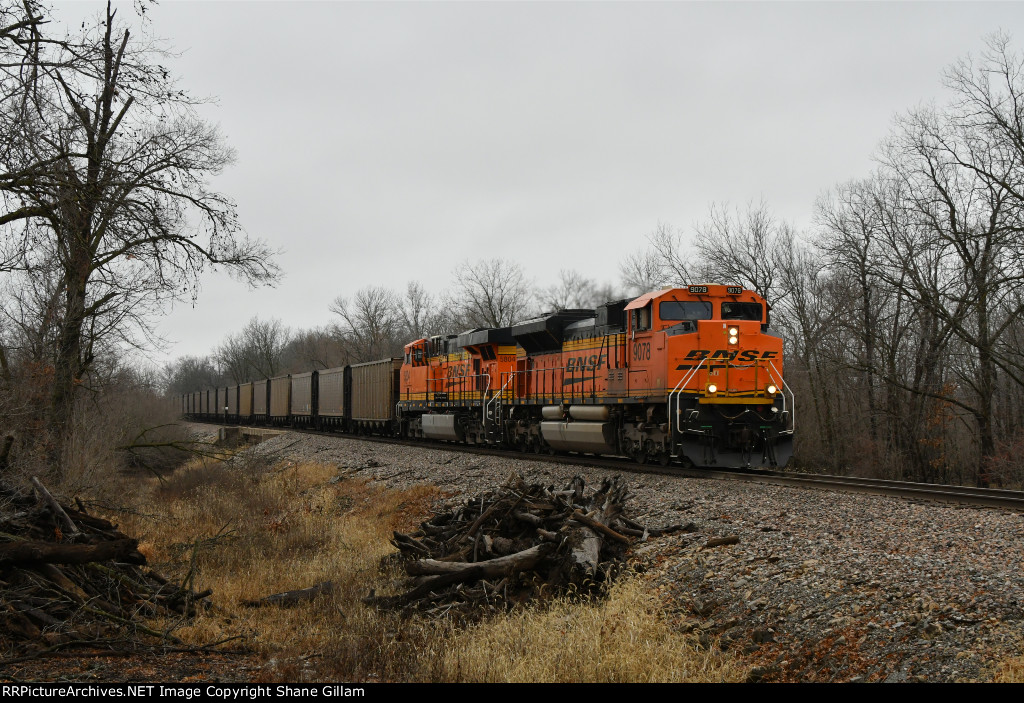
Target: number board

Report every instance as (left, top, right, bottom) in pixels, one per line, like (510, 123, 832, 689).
(726, 286, 743, 295)
(688, 285, 708, 294)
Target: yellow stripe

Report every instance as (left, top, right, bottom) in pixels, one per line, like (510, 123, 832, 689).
(562, 334, 625, 351)
(699, 397, 774, 405)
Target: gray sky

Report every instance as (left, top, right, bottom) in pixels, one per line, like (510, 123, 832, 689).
(55, 1, 1024, 363)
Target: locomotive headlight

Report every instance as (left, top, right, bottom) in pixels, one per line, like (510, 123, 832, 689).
(728, 327, 739, 336)
(728, 335, 739, 345)
(707, 384, 718, 394)
(767, 384, 778, 395)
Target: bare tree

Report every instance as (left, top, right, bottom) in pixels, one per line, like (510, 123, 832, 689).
(330, 286, 402, 362)
(619, 223, 690, 295)
(943, 31, 1024, 209)
(0, 2, 278, 466)
(280, 326, 346, 372)
(163, 355, 222, 396)
(619, 222, 715, 296)
(538, 269, 617, 311)
(211, 316, 290, 382)
(450, 258, 533, 328)
(694, 200, 794, 303)
(399, 281, 436, 340)
(214, 331, 251, 385)
(241, 317, 290, 379)
(816, 179, 887, 445)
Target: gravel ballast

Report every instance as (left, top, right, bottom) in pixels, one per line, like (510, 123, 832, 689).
(222, 427, 1024, 682)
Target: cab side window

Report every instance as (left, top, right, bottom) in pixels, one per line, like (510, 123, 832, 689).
(632, 304, 652, 331)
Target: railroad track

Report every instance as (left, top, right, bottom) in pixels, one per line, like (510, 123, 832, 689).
(220, 423, 1024, 512)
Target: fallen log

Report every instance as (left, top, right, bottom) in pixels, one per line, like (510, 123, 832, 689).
(243, 581, 335, 607)
(703, 535, 740, 550)
(614, 521, 695, 538)
(370, 543, 554, 607)
(0, 538, 143, 566)
(406, 544, 549, 577)
(571, 510, 631, 544)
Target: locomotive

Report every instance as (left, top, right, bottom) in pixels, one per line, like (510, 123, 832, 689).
(397, 284, 793, 468)
(182, 285, 794, 469)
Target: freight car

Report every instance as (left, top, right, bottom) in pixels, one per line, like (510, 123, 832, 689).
(180, 285, 794, 469)
(290, 371, 315, 427)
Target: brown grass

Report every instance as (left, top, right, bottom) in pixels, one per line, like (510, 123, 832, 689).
(431, 578, 745, 682)
(994, 654, 1024, 682)
(106, 454, 746, 682)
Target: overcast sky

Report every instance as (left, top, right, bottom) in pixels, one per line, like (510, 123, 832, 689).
(53, 1, 1024, 364)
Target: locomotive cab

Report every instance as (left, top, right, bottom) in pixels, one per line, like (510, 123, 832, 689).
(659, 285, 793, 467)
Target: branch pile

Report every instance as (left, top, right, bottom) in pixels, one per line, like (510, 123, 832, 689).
(367, 474, 689, 616)
(0, 477, 211, 656)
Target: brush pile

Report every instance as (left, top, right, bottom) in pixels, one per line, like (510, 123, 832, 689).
(0, 477, 210, 656)
(368, 473, 691, 615)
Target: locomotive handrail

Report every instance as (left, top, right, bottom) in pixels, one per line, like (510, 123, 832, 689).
(513, 364, 603, 406)
(478, 372, 492, 424)
(668, 357, 706, 435)
(419, 369, 492, 426)
(768, 361, 795, 433)
(485, 373, 515, 426)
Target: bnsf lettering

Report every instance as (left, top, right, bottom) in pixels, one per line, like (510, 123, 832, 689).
(566, 353, 607, 372)
(446, 364, 471, 379)
(631, 342, 651, 362)
(683, 350, 778, 361)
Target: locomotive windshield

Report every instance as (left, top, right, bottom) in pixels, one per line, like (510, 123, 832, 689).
(660, 301, 713, 321)
(721, 302, 763, 321)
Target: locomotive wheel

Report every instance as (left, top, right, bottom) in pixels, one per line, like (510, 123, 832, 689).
(659, 451, 671, 467)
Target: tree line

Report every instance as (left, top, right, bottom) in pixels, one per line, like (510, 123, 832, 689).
(164, 260, 622, 393)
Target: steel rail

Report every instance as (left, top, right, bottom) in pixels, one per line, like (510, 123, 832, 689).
(206, 421, 1024, 513)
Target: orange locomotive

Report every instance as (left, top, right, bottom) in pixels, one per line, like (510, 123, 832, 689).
(398, 285, 794, 468)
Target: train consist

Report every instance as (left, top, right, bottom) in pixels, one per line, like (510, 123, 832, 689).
(181, 285, 794, 468)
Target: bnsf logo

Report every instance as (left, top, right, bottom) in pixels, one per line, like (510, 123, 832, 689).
(684, 349, 778, 361)
(566, 354, 606, 372)
(445, 364, 473, 386)
(446, 363, 471, 378)
(676, 349, 779, 370)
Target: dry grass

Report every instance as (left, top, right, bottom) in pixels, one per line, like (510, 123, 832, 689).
(994, 654, 1024, 682)
(431, 578, 745, 682)
(106, 453, 746, 682)
(112, 455, 439, 680)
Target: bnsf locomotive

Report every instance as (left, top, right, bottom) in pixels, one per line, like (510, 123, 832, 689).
(182, 285, 794, 468)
